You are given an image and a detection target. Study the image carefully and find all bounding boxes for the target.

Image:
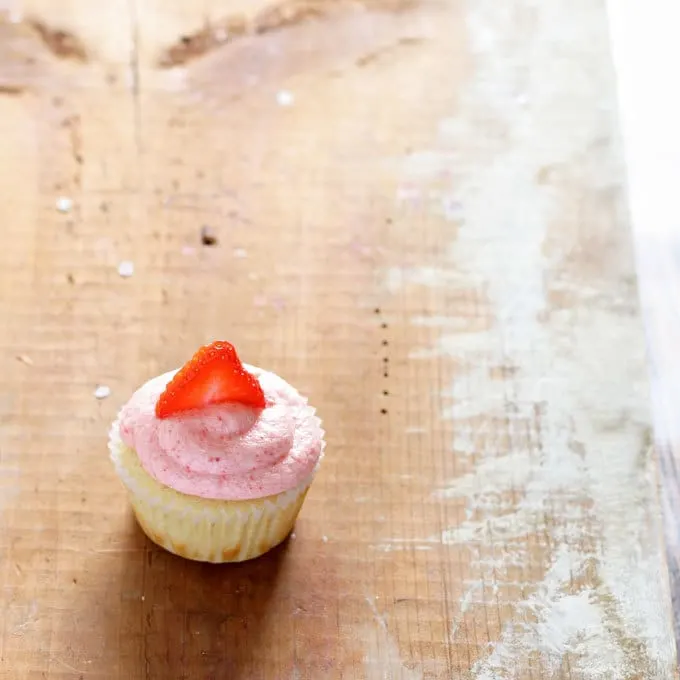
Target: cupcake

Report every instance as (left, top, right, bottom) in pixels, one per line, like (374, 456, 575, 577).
(109, 341, 324, 563)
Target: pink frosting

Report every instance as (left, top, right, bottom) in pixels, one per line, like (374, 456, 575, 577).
(117, 365, 322, 501)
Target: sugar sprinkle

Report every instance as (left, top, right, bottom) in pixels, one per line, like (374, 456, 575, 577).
(56, 197, 73, 213)
(117, 260, 134, 278)
(276, 90, 294, 107)
(94, 385, 111, 400)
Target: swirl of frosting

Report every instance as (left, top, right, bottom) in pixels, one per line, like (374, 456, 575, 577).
(118, 366, 322, 500)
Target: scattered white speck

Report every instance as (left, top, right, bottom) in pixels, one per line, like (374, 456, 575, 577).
(276, 90, 294, 107)
(405, 426, 426, 435)
(253, 294, 267, 307)
(181, 246, 196, 256)
(118, 260, 134, 277)
(141, 595, 145, 601)
(16, 354, 33, 366)
(290, 532, 296, 540)
(94, 385, 111, 400)
(56, 196, 73, 213)
(233, 248, 247, 259)
(321, 535, 328, 543)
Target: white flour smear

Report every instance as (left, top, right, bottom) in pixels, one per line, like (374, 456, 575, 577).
(395, 0, 677, 676)
(362, 597, 424, 680)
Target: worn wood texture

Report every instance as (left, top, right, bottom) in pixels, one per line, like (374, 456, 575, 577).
(0, 0, 677, 678)
(608, 0, 680, 654)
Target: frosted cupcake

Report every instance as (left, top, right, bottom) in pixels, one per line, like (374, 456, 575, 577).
(109, 341, 324, 563)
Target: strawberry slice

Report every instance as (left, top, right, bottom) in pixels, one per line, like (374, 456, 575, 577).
(155, 341, 265, 419)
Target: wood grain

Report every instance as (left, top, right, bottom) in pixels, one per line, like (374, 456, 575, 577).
(0, 0, 677, 678)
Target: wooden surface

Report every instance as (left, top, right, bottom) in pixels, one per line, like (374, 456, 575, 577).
(0, 0, 677, 678)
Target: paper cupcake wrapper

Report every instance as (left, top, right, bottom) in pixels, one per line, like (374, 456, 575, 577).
(108, 404, 324, 563)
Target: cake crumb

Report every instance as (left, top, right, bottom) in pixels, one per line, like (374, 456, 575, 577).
(276, 90, 294, 107)
(16, 354, 34, 366)
(118, 260, 134, 278)
(56, 196, 73, 213)
(321, 535, 328, 543)
(94, 385, 111, 400)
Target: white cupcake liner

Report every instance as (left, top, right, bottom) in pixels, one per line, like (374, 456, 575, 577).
(108, 402, 324, 563)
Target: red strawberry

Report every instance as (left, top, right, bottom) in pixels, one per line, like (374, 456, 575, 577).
(155, 341, 265, 419)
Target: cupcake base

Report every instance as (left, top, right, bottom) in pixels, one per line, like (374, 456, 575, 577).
(109, 423, 314, 563)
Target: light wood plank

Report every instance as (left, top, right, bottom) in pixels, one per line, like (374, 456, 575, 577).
(0, 0, 676, 677)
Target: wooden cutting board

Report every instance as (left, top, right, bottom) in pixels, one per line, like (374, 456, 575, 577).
(0, 0, 677, 677)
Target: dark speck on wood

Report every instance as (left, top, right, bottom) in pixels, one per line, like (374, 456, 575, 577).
(27, 18, 88, 62)
(0, 84, 25, 96)
(201, 225, 218, 246)
(355, 36, 425, 68)
(156, 0, 418, 68)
